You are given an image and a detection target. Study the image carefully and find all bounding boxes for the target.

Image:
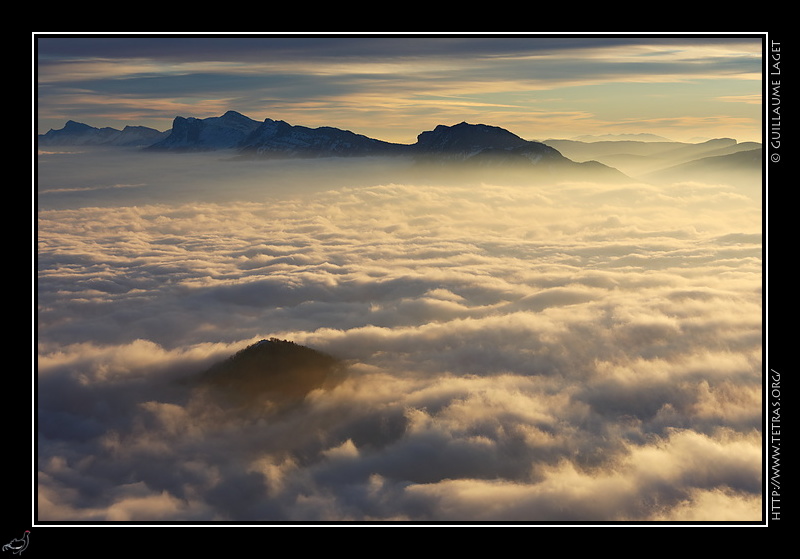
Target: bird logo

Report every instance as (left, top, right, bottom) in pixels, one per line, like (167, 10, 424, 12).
(2, 531, 29, 555)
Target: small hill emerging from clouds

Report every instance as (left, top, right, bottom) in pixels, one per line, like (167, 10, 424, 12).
(196, 338, 344, 406)
(38, 112, 632, 182)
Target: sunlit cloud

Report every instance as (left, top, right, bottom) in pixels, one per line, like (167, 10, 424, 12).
(718, 94, 762, 104)
(35, 143, 762, 523)
(37, 59, 165, 83)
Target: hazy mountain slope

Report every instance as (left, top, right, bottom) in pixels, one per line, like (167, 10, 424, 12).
(573, 133, 673, 142)
(544, 137, 763, 178)
(643, 148, 763, 190)
(544, 138, 688, 160)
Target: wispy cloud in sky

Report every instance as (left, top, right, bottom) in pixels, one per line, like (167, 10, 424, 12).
(35, 33, 763, 143)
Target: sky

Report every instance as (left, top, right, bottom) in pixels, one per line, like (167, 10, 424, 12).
(34, 33, 765, 144)
(34, 31, 765, 526)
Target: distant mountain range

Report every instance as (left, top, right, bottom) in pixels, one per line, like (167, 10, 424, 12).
(543, 135, 763, 187)
(571, 133, 674, 142)
(38, 119, 170, 147)
(37, 110, 762, 184)
(36, 110, 617, 168)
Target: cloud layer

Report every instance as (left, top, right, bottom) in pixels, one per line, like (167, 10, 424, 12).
(36, 150, 763, 522)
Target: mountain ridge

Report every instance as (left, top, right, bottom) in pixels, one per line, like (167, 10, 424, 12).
(37, 111, 760, 183)
(38, 119, 170, 147)
(37, 111, 632, 182)
(34, 110, 587, 158)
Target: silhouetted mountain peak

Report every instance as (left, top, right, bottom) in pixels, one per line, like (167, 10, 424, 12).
(148, 111, 262, 151)
(411, 121, 575, 171)
(221, 109, 250, 119)
(414, 121, 529, 155)
(62, 120, 95, 131)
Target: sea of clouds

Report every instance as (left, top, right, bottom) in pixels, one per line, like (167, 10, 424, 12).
(36, 148, 763, 522)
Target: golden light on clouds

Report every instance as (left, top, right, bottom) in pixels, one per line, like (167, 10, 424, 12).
(34, 33, 765, 526)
